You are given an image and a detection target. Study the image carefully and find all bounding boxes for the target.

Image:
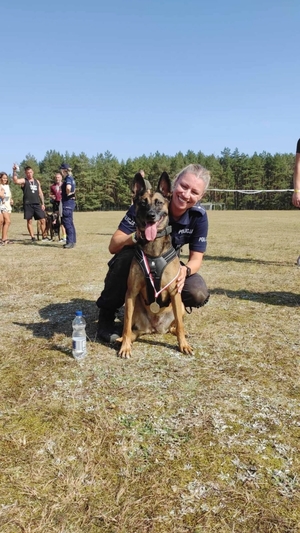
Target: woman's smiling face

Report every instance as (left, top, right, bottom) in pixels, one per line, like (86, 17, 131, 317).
(171, 172, 206, 216)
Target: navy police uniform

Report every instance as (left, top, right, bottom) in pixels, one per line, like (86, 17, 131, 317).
(61, 175, 76, 245)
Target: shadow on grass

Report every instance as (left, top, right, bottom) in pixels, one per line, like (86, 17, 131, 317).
(180, 252, 295, 267)
(14, 288, 299, 358)
(13, 299, 184, 357)
(124, 336, 187, 352)
(95, 232, 117, 236)
(211, 288, 300, 307)
(5, 238, 64, 247)
(14, 299, 99, 340)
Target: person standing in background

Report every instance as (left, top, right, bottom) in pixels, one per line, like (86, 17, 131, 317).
(0, 172, 13, 244)
(50, 171, 66, 242)
(12, 164, 46, 242)
(50, 172, 63, 212)
(292, 139, 300, 266)
(60, 163, 76, 249)
(0, 179, 6, 244)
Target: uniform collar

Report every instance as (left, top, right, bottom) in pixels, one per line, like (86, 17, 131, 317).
(169, 209, 190, 225)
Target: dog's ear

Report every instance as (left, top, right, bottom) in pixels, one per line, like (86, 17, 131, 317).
(131, 172, 146, 197)
(157, 172, 172, 199)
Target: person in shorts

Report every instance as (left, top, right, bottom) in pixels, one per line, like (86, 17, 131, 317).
(0, 172, 13, 244)
(12, 164, 46, 242)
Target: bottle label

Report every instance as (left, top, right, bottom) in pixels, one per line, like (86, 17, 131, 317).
(72, 338, 86, 352)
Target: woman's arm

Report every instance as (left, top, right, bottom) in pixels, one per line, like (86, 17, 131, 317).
(176, 250, 204, 294)
(109, 229, 136, 254)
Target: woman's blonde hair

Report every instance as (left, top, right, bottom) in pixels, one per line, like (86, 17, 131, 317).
(172, 164, 211, 192)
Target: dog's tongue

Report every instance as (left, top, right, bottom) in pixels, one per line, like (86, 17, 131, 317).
(145, 222, 157, 241)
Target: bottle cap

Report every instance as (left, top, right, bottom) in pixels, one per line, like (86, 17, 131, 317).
(75, 310, 83, 316)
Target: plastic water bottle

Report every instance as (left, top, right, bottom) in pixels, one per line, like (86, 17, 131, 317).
(72, 311, 87, 360)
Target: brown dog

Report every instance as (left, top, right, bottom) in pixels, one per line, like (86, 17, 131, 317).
(118, 172, 193, 358)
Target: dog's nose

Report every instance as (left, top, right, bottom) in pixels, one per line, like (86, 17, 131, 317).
(147, 209, 156, 221)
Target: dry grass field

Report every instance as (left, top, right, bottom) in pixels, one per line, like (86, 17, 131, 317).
(1, 210, 300, 533)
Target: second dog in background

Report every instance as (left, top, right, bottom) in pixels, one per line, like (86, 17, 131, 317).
(37, 212, 61, 241)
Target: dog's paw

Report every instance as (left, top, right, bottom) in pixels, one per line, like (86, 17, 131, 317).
(179, 342, 193, 355)
(118, 343, 132, 359)
(118, 351, 132, 359)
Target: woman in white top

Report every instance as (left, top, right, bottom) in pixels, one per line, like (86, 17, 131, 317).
(0, 172, 13, 244)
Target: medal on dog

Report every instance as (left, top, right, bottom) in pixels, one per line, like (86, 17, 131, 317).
(150, 301, 160, 313)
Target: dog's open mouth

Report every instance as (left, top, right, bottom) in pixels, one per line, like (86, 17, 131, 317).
(144, 217, 165, 241)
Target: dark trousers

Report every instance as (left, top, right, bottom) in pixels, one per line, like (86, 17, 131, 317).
(96, 246, 209, 313)
(62, 204, 76, 244)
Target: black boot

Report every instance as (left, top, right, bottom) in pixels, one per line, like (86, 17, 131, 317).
(97, 308, 122, 343)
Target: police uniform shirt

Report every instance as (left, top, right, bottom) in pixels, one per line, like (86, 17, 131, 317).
(118, 203, 208, 253)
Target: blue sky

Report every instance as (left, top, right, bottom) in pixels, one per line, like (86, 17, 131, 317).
(1, 0, 299, 173)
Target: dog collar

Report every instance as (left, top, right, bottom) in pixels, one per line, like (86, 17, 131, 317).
(156, 224, 172, 238)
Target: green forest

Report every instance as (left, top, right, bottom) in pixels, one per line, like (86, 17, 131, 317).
(8, 147, 296, 211)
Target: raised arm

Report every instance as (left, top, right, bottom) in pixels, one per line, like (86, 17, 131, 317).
(12, 165, 25, 185)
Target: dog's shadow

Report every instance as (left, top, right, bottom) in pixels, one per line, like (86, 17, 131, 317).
(128, 336, 189, 353)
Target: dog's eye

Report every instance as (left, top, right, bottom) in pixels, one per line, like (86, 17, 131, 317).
(154, 199, 163, 208)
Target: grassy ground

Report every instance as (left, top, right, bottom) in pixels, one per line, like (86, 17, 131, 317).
(1, 210, 300, 533)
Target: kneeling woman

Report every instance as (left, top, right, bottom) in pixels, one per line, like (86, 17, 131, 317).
(96, 164, 211, 343)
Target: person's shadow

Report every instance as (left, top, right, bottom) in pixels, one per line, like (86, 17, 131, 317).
(13, 299, 99, 356)
(211, 288, 300, 307)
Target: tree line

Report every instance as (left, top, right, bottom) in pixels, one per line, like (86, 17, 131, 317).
(7, 147, 295, 211)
